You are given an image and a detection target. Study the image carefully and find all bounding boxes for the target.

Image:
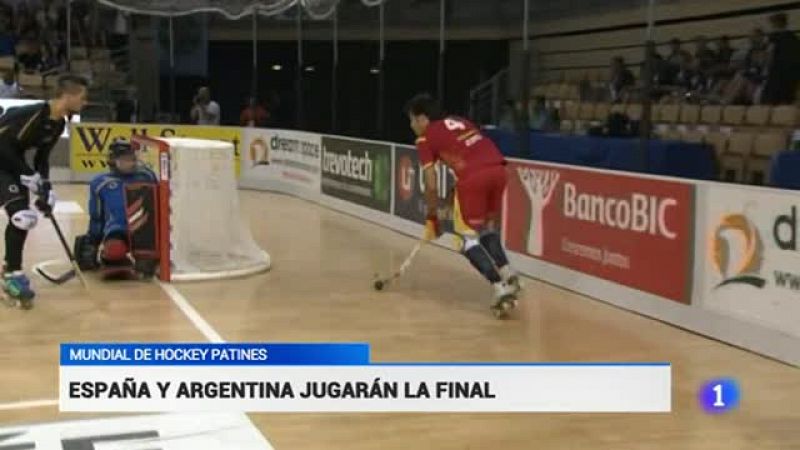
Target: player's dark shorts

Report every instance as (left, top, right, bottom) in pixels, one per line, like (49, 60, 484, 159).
(453, 164, 508, 236)
(0, 170, 28, 211)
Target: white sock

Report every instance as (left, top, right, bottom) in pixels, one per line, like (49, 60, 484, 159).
(498, 265, 514, 281)
(493, 281, 510, 298)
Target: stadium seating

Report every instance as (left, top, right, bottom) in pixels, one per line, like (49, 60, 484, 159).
(523, 92, 796, 186)
(700, 105, 722, 125)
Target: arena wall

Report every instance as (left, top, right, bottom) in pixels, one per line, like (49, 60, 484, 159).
(51, 124, 800, 367)
(513, 1, 800, 78)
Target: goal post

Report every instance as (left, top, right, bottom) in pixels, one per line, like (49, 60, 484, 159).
(131, 135, 271, 282)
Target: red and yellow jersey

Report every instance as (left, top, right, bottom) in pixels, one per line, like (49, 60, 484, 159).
(415, 116, 505, 180)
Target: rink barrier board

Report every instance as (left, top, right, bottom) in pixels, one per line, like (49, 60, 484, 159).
(51, 125, 800, 367)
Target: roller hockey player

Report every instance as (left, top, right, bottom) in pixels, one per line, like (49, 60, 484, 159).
(0, 75, 88, 309)
(74, 139, 159, 280)
(405, 93, 520, 319)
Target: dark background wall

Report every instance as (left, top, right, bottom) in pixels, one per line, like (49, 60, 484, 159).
(163, 38, 507, 143)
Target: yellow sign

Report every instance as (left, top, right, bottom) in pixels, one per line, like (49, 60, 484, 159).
(70, 123, 243, 176)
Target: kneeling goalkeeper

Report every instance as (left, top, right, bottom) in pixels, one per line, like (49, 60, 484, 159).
(75, 139, 159, 280)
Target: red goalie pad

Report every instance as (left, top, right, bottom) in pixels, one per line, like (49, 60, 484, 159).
(123, 182, 160, 263)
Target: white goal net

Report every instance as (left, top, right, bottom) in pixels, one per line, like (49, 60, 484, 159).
(134, 136, 271, 281)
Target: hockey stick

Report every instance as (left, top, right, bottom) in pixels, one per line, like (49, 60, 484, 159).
(373, 240, 425, 291)
(34, 259, 76, 284)
(36, 213, 89, 290)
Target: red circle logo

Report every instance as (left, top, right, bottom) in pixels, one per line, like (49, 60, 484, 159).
(397, 156, 415, 202)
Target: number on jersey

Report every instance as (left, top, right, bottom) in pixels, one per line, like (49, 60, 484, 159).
(444, 118, 467, 131)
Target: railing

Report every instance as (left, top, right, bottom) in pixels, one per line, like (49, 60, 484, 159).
(468, 68, 508, 127)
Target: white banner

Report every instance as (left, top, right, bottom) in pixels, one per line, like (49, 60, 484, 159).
(0, 413, 272, 449)
(240, 128, 321, 191)
(60, 365, 670, 413)
(697, 184, 800, 337)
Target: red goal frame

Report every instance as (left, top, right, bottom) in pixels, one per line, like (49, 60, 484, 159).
(131, 134, 171, 282)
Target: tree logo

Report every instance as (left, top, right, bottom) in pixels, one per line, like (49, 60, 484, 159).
(517, 167, 560, 257)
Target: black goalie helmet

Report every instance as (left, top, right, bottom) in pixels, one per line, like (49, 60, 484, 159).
(107, 138, 137, 172)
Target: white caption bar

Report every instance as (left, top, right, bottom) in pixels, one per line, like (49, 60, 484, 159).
(60, 365, 671, 413)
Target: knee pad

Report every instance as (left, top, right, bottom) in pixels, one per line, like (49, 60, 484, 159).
(10, 209, 38, 231)
(101, 238, 129, 263)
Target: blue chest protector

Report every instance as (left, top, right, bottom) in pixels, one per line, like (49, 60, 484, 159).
(87, 168, 157, 243)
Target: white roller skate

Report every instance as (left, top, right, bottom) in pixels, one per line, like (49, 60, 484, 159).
(499, 266, 522, 297)
(490, 281, 518, 319)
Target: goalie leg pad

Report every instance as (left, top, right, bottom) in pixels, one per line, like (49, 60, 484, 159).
(100, 235, 136, 281)
(124, 182, 159, 262)
(101, 238, 129, 264)
(74, 234, 99, 270)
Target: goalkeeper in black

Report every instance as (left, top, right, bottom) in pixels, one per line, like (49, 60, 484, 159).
(0, 74, 88, 308)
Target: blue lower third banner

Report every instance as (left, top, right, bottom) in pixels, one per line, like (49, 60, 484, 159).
(59, 343, 671, 413)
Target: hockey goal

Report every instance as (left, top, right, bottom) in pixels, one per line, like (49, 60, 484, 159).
(131, 135, 271, 282)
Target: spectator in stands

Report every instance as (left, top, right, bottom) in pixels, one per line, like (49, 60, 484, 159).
(108, 9, 129, 51)
(715, 36, 734, 66)
(654, 51, 678, 88)
(673, 52, 700, 93)
(746, 28, 767, 65)
(497, 100, 517, 131)
(37, 40, 59, 73)
(190, 86, 221, 125)
(529, 96, 558, 131)
(693, 35, 717, 75)
(240, 96, 269, 127)
(666, 38, 692, 68)
(609, 56, 634, 103)
(761, 12, 800, 105)
(721, 42, 767, 105)
(15, 29, 41, 72)
(115, 87, 138, 123)
(0, 69, 20, 98)
(729, 28, 766, 71)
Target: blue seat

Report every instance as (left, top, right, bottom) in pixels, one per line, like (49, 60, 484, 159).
(770, 150, 800, 190)
(482, 128, 716, 181)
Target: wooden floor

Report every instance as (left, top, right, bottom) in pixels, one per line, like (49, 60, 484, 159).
(0, 185, 798, 449)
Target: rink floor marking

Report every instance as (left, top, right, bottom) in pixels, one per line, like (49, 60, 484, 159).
(0, 399, 58, 411)
(158, 281, 226, 344)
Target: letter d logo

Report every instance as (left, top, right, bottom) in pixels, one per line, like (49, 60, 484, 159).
(774, 205, 797, 251)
